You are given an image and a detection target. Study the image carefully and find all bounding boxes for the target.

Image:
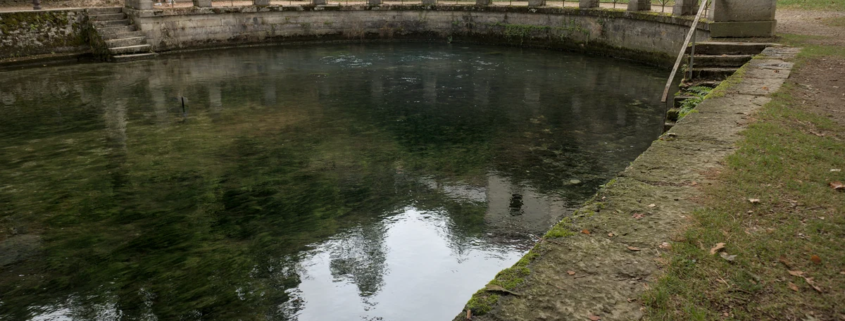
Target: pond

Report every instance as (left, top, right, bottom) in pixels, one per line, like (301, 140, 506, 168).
(0, 43, 667, 321)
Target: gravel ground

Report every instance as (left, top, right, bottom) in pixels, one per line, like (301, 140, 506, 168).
(777, 9, 845, 46)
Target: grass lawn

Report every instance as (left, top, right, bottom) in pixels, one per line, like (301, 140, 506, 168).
(642, 5, 845, 321)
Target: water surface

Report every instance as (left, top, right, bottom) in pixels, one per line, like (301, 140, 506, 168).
(0, 43, 666, 321)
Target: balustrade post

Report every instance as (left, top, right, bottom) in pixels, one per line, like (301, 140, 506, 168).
(579, 0, 598, 9)
(627, 0, 650, 11)
(673, 0, 699, 16)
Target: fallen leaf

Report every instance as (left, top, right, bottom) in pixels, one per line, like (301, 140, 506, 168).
(720, 252, 737, 262)
(627, 246, 641, 251)
(788, 270, 804, 277)
(607, 233, 614, 237)
(659, 242, 672, 250)
(811, 255, 822, 264)
(710, 243, 726, 255)
(789, 282, 799, 292)
(803, 277, 824, 293)
(648, 204, 656, 208)
(588, 315, 601, 321)
(830, 182, 845, 191)
(779, 255, 792, 268)
(567, 271, 576, 276)
(831, 169, 842, 172)
(632, 213, 645, 219)
(840, 271, 845, 275)
(582, 229, 591, 235)
(748, 198, 761, 204)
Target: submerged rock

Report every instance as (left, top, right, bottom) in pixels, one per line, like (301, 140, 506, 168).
(0, 234, 41, 267)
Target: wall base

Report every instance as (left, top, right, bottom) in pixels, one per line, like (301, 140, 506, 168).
(710, 21, 776, 38)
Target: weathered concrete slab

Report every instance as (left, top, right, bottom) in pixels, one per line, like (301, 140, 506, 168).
(455, 47, 801, 321)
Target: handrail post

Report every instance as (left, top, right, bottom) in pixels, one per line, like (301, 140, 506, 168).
(660, 0, 710, 103)
(689, 29, 696, 81)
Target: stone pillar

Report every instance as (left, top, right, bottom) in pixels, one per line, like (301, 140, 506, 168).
(672, 0, 698, 16)
(579, 0, 598, 9)
(368, 0, 381, 5)
(709, 0, 776, 37)
(254, 0, 269, 5)
(627, 0, 650, 11)
(476, 0, 491, 6)
(527, 0, 544, 7)
(128, 0, 153, 10)
(193, 0, 211, 7)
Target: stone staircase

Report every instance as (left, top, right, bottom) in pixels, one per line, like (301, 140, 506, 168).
(683, 42, 772, 81)
(87, 7, 156, 62)
(667, 42, 776, 126)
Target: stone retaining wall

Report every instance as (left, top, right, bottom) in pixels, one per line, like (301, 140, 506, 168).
(0, 9, 89, 59)
(127, 5, 711, 66)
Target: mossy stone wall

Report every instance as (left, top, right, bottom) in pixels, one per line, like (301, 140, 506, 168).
(0, 9, 89, 59)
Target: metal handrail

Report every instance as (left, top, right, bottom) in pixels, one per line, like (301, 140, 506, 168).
(660, 0, 710, 103)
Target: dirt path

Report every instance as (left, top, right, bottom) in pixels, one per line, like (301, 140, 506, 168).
(776, 9, 845, 127)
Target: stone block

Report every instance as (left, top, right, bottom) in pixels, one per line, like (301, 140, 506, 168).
(672, 0, 698, 16)
(709, 21, 776, 38)
(476, 0, 491, 6)
(254, 0, 269, 5)
(313, 0, 327, 5)
(627, 0, 650, 11)
(133, 0, 153, 10)
(193, 0, 211, 7)
(421, 0, 435, 5)
(710, 0, 776, 22)
(368, 0, 381, 5)
(579, 0, 598, 8)
(528, 0, 544, 7)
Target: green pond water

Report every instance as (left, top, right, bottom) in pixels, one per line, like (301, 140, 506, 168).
(0, 43, 667, 321)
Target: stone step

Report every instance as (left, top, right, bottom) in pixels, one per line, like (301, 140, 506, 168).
(687, 54, 753, 68)
(687, 42, 776, 55)
(106, 36, 146, 48)
(113, 52, 158, 62)
(109, 44, 152, 55)
(98, 25, 139, 38)
(87, 7, 122, 14)
(89, 13, 126, 21)
(680, 80, 722, 90)
(95, 19, 131, 27)
(689, 67, 739, 80)
(674, 95, 696, 108)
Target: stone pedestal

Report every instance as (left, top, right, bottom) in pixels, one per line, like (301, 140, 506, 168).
(313, 0, 326, 5)
(579, 0, 598, 9)
(627, 0, 650, 11)
(368, 0, 381, 5)
(709, 0, 776, 37)
(527, 0, 544, 7)
(672, 0, 698, 16)
(476, 0, 491, 6)
(421, 0, 435, 5)
(254, 0, 269, 5)
(126, 0, 153, 10)
(192, 0, 211, 7)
